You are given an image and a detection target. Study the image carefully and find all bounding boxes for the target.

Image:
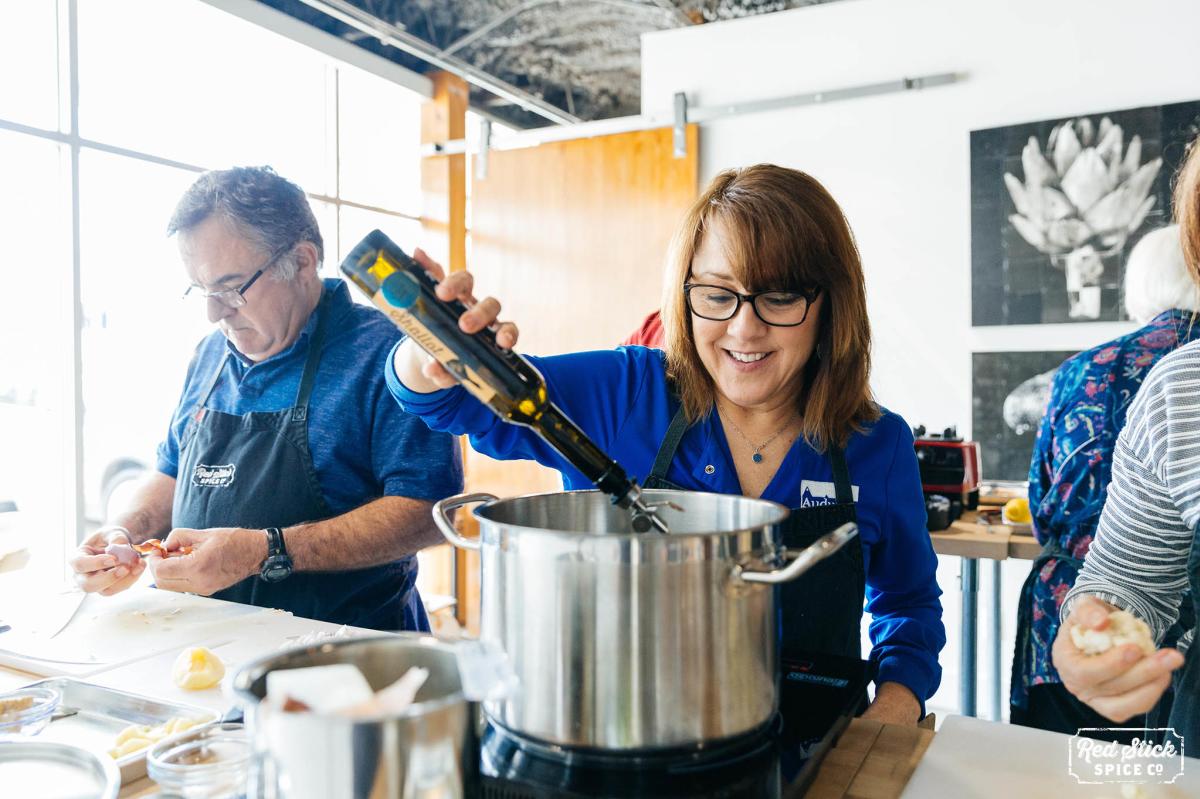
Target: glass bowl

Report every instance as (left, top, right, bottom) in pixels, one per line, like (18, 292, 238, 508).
(0, 686, 61, 738)
(146, 722, 250, 799)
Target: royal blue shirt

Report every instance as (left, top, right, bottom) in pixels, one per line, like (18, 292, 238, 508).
(387, 345, 944, 705)
(157, 278, 464, 622)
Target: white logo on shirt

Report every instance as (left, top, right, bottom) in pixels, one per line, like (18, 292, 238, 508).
(799, 480, 860, 508)
(193, 463, 236, 488)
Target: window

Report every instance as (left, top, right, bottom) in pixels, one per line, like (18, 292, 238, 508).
(0, 4, 61, 131)
(0, 132, 72, 581)
(0, 0, 427, 576)
(77, 0, 331, 191)
(337, 65, 423, 217)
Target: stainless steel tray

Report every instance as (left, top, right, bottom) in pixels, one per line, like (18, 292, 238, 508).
(24, 677, 217, 784)
(0, 740, 120, 798)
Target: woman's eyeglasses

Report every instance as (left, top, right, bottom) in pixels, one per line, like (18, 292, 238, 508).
(684, 283, 821, 327)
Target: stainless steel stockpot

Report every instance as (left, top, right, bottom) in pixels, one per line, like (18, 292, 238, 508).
(434, 488, 826, 752)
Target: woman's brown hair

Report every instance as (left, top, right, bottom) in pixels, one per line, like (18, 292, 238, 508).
(660, 164, 879, 450)
(1175, 138, 1200, 284)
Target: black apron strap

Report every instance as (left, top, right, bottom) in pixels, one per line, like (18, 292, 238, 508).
(293, 289, 332, 420)
(647, 405, 690, 485)
(830, 445, 852, 504)
(197, 351, 231, 414)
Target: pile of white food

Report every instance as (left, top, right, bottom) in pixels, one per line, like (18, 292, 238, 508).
(278, 624, 368, 650)
(108, 716, 199, 758)
(1070, 610, 1156, 656)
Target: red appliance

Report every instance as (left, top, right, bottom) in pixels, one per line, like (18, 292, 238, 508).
(913, 425, 981, 511)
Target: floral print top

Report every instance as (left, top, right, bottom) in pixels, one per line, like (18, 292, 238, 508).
(1013, 309, 1200, 708)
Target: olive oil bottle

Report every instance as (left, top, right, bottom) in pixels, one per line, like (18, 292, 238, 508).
(341, 229, 667, 533)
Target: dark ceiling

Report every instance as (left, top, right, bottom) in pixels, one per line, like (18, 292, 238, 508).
(260, 0, 839, 129)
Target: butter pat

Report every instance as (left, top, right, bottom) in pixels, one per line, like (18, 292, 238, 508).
(172, 646, 226, 690)
(266, 664, 373, 714)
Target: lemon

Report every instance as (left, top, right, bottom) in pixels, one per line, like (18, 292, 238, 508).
(1003, 497, 1031, 524)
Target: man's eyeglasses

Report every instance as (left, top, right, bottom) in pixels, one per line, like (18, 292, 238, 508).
(182, 244, 290, 309)
(684, 283, 822, 327)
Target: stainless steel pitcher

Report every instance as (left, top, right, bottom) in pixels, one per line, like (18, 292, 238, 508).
(433, 488, 857, 751)
(233, 635, 473, 799)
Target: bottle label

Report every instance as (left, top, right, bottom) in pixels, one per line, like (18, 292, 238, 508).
(370, 295, 498, 403)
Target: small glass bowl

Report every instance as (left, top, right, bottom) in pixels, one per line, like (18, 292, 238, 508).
(147, 722, 250, 799)
(0, 686, 61, 738)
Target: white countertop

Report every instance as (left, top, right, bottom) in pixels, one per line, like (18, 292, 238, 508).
(0, 581, 380, 699)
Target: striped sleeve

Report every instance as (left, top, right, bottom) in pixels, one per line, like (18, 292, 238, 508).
(1064, 342, 1200, 650)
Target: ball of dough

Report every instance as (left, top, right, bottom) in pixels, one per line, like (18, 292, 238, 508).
(1070, 610, 1156, 657)
(172, 646, 225, 690)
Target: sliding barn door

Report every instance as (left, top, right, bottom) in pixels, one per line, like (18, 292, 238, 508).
(452, 125, 698, 631)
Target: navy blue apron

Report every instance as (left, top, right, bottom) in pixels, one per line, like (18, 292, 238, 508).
(1166, 521, 1200, 744)
(172, 290, 428, 632)
(643, 406, 865, 660)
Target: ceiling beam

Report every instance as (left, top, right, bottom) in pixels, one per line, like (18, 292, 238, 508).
(294, 0, 583, 126)
(199, 0, 432, 97)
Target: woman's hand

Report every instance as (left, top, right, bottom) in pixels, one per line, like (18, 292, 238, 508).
(1052, 595, 1184, 722)
(392, 249, 520, 393)
(861, 681, 922, 725)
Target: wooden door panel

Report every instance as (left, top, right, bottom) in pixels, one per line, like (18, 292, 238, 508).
(450, 125, 698, 633)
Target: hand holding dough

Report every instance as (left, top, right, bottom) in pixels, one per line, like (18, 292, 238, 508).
(172, 646, 225, 690)
(1070, 609, 1156, 656)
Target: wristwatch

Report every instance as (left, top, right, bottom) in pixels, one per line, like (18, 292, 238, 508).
(260, 527, 293, 583)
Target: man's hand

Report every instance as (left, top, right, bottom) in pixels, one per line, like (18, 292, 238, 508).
(861, 681, 922, 725)
(69, 527, 145, 595)
(148, 527, 266, 596)
(1052, 595, 1184, 722)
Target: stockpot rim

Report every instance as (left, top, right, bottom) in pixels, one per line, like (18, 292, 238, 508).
(466, 488, 791, 540)
(231, 632, 467, 721)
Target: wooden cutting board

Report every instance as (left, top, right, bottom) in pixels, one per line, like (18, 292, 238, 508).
(900, 715, 1199, 798)
(0, 585, 261, 676)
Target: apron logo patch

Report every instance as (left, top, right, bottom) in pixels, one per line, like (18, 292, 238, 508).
(193, 463, 236, 488)
(799, 481, 860, 508)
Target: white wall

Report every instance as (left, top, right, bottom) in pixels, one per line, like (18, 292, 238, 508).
(642, 0, 1200, 432)
(642, 0, 1200, 719)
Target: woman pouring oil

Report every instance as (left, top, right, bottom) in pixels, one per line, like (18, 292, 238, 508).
(388, 165, 945, 725)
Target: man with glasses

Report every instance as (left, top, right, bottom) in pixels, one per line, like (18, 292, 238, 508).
(68, 166, 462, 631)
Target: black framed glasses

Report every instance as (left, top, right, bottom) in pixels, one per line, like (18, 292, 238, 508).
(684, 283, 821, 327)
(182, 244, 291, 309)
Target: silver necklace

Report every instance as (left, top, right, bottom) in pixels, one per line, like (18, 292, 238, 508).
(722, 410, 798, 464)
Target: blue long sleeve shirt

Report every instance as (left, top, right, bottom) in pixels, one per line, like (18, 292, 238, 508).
(387, 345, 944, 704)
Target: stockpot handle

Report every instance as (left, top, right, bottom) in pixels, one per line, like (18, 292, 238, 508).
(735, 522, 859, 585)
(432, 492, 498, 551)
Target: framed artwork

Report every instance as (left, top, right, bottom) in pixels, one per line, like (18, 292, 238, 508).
(972, 351, 1077, 482)
(971, 100, 1200, 325)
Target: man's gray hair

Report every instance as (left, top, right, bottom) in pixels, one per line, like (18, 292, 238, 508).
(1124, 224, 1200, 323)
(167, 166, 323, 279)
